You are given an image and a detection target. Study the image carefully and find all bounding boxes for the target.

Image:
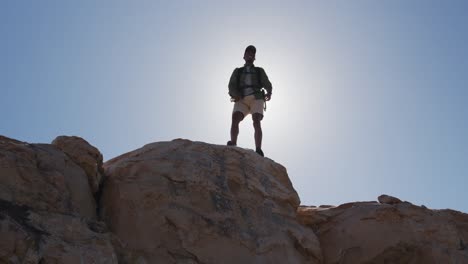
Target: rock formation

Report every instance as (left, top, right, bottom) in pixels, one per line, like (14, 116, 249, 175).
(100, 139, 321, 263)
(1, 134, 468, 263)
(52, 136, 104, 195)
(297, 199, 468, 263)
(0, 135, 117, 263)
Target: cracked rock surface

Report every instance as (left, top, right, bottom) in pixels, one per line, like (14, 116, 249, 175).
(100, 139, 322, 264)
(0, 135, 117, 263)
(5, 134, 468, 264)
(298, 200, 468, 264)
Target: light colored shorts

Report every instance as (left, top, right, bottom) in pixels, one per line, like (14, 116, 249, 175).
(233, 94, 264, 117)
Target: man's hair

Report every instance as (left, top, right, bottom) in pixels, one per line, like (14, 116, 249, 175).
(245, 45, 256, 54)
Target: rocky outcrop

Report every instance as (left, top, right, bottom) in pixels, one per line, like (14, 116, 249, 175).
(0, 136, 96, 218)
(0, 136, 117, 263)
(52, 135, 104, 195)
(377, 194, 403, 205)
(100, 139, 322, 263)
(0, 199, 117, 263)
(298, 199, 468, 264)
(3, 134, 468, 264)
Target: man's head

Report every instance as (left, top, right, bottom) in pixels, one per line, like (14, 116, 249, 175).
(243, 45, 256, 64)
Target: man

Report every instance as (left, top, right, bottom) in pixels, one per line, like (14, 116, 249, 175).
(227, 45, 272, 157)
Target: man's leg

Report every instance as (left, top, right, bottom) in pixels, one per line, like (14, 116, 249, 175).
(229, 111, 244, 145)
(252, 113, 264, 156)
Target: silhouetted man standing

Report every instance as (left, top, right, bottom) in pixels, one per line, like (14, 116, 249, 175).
(227, 45, 272, 156)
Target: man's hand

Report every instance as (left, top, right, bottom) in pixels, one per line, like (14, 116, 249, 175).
(264, 93, 272, 101)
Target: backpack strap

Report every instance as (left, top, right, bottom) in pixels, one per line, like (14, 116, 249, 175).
(237, 66, 263, 89)
(236, 66, 264, 99)
(255, 67, 262, 87)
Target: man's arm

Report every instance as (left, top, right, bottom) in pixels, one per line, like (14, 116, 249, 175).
(228, 68, 241, 99)
(259, 68, 272, 100)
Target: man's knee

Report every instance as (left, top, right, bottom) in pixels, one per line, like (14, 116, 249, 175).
(252, 113, 263, 122)
(232, 111, 245, 124)
(252, 113, 263, 128)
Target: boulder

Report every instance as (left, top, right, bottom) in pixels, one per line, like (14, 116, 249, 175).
(100, 139, 322, 263)
(0, 135, 116, 263)
(0, 199, 117, 263)
(0, 136, 95, 218)
(5, 133, 468, 264)
(378, 194, 402, 205)
(52, 136, 104, 194)
(298, 198, 468, 264)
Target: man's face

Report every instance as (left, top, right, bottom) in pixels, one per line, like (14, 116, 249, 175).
(244, 50, 256, 64)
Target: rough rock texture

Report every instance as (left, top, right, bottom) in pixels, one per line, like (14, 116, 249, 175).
(378, 194, 403, 205)
(52, 136, 104, 195)
(0, 136, 95, 218)
(0, 135, 117, 263)
(100, 139, 322, 264)
(4, 134, 468, 264)
(0, 199, 117, 263)
(298, 199, 468, 264)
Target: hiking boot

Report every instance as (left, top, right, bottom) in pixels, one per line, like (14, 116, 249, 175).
(227, 141, 236, 146)
(256, 148, 264, 157)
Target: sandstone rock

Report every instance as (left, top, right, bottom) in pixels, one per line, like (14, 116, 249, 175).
(100, 139, 322, 263)
(52, 136, 104, 194)
(0, 135, 23, 144)
(297, 206, 335, 230)
(378, 194, 402, 205)
(298, 198, 468, 264)
(0, 136, 96, 218)
(0, 135, 117, 263)
(0, 199, 117, 263)
(5, 133, 468, 263)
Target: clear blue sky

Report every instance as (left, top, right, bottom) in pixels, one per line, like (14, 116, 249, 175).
(2, 1, 468, 212)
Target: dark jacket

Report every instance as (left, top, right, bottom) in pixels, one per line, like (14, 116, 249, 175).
(228, 64, 272, 100)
